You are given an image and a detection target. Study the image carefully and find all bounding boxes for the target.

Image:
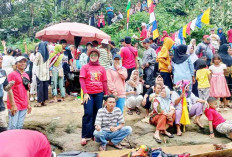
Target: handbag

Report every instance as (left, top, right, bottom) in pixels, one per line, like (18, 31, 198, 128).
(16, 70, 30, 90)
(58, 68, 64, 77)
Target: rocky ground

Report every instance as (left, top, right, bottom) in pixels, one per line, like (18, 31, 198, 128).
(20, 95, 232, 154)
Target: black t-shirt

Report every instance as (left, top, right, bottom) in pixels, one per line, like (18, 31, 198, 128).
(62, 49, 73, 74)
(0, 69, 8, 112)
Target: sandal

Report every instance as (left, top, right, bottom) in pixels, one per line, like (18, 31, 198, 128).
(34, 103, 42, 107)
(127, 110, 133, 115)
(177, 132, 182, 136)
(99, 145, 107, 151)
(135, 108, 141, 115)
(49, 100, 57, 103)
(162, 133, 174, 138)
(108, 142, 122, 149)
(153, 135, 162, 143)
(81, 139, 87, 146)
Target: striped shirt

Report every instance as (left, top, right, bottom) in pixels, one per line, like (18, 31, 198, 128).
(95, 107, 124, 131)
(98, 48, 112, 70)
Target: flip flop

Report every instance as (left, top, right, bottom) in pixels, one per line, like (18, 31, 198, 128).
(108, 143, 122, 149)
(49, 100, 57, 103)
(81, 139, 87, 146)
(153, 136, 162, 143)
(177, 132, 182, 136)
(135, 108, 141, 115)
(34, 103, 42, 107)
(162, 133, 174, 138)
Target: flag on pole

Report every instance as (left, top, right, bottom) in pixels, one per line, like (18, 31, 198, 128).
(147, 0, 152, 8)
(201, 8, 210, 24)
(151, 20, 159, 39)
(126, 0, 131, 30)
(178, 28, 184, 40)
(190, 18, 197, 31)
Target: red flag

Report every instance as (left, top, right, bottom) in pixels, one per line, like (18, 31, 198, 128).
(186, 22, 192, 35)
(149, 3, 155, 14)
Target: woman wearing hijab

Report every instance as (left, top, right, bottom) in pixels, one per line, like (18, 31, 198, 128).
(172, 45, 195, 87)
(107, 54, 127, 113)
(79, 48, 108, 145)
(187, 39, 198, 64)
(160, 31, 170, 42)
(150, 86, 175, 143)
(217, 28, 227, 45)
(125, 69, 143, 115)
(34, 42, 50, 107)
(171, 80, 206, 136)
(218, 44, 232, 104)
(49, 44, 65, 103)
(156, 37, 174, 90)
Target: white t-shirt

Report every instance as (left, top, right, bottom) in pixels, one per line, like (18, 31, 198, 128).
(2, 55, 16, 75)
(209, 64, 227, 73)
(210, 34, 220, 50)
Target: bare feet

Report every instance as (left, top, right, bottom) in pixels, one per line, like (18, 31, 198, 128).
(193, 119, 204, 128)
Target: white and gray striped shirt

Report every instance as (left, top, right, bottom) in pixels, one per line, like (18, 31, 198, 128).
(95, 107, 124, 131)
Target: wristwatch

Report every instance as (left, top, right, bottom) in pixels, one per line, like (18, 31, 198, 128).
(210, 131, 214, 134)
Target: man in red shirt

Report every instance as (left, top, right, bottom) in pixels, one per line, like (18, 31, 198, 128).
(137, 23, 148, 41)
(228, 28, 232, 44)
(120, 37, 139, 80)
(7, 56, 31, 130)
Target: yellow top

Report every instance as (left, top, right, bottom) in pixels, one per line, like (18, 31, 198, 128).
(156, 37, 174, 73)
(196, 68, 211, 88)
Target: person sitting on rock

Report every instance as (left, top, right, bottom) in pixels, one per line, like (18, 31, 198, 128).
(205, 97, 232, 139)
(125, 69, 143, 115)
(142, 75, 164, 116)
(149, 86, 175, 143)
(93, 95, 132, 151)
(171, 80, 207, 136)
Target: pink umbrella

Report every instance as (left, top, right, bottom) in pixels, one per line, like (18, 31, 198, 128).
(35, 22, 111, 45)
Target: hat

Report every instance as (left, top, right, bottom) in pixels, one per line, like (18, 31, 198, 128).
(142, 38, 150, 43)
(141, 23, 146, 27)
(87, 48, 100, 57)
(16, 56, 27, 63)
(203, 35, 210, 39)
(210, 28, 215, 31)
(113, 54, 121, 60)
(101, 39, 109, 44)
(125, 36, 131, 44)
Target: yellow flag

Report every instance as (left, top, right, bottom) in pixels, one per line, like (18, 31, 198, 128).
(153, 29, 159, 40)
(183, 24, 187, 38)
(147, 0, 152, 7)
(201, 8, 210, 24)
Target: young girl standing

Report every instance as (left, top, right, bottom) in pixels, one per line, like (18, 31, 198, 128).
(209, 54, 231, 110)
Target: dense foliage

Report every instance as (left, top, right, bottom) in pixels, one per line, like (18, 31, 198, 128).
(0, 0, 231, 51)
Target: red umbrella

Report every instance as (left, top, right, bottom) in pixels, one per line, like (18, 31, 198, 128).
(35, 22, 111, 45)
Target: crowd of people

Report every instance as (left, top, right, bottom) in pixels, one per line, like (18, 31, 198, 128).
(0, 23, 232, 152)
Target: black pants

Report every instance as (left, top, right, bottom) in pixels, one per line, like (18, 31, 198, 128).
(107, 14, 114, 25)
(160, 72, 173, 90)
(126, 67, 136, 81)
(36, 77, 49, 103)
(144, 96, 151, 109)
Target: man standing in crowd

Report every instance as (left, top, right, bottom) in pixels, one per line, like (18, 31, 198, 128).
(209, 28, 220, 53)
(196, 35, 214, 66)
(142, 38, 157, 89)
(7, 56, 31, 130)
(106, 3, 114, 25)
(93, 95, 132, 151)
(120, 37, 139, 80)
(60, 39, 73, 95)
(228, 26, 232, 45)
(0, 54, 15, 132)
(137, 23, 147, 41)
(120, 39, 126, 48)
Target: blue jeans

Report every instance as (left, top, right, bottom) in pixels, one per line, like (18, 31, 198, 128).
(51, 69, 65, 97)
(93, 126, 132, 146)
(116, 98, 125, 113)
(76, 60, 81, 70)
(8, 109, 27, 130)
(82, 92, 104, 138)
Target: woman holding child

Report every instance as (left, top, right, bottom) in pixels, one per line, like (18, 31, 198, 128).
(150, 86, 175, 143)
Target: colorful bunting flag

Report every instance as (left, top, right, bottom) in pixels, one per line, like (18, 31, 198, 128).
(186, 22, 192, 35)
(190, 18, 197, 31)
(178, 28, 183, 40)
(196, 13, 203, 28)
(201, 8, 210, 24)
(126, 0, 131, 30)
(183, 24, 187, 38)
